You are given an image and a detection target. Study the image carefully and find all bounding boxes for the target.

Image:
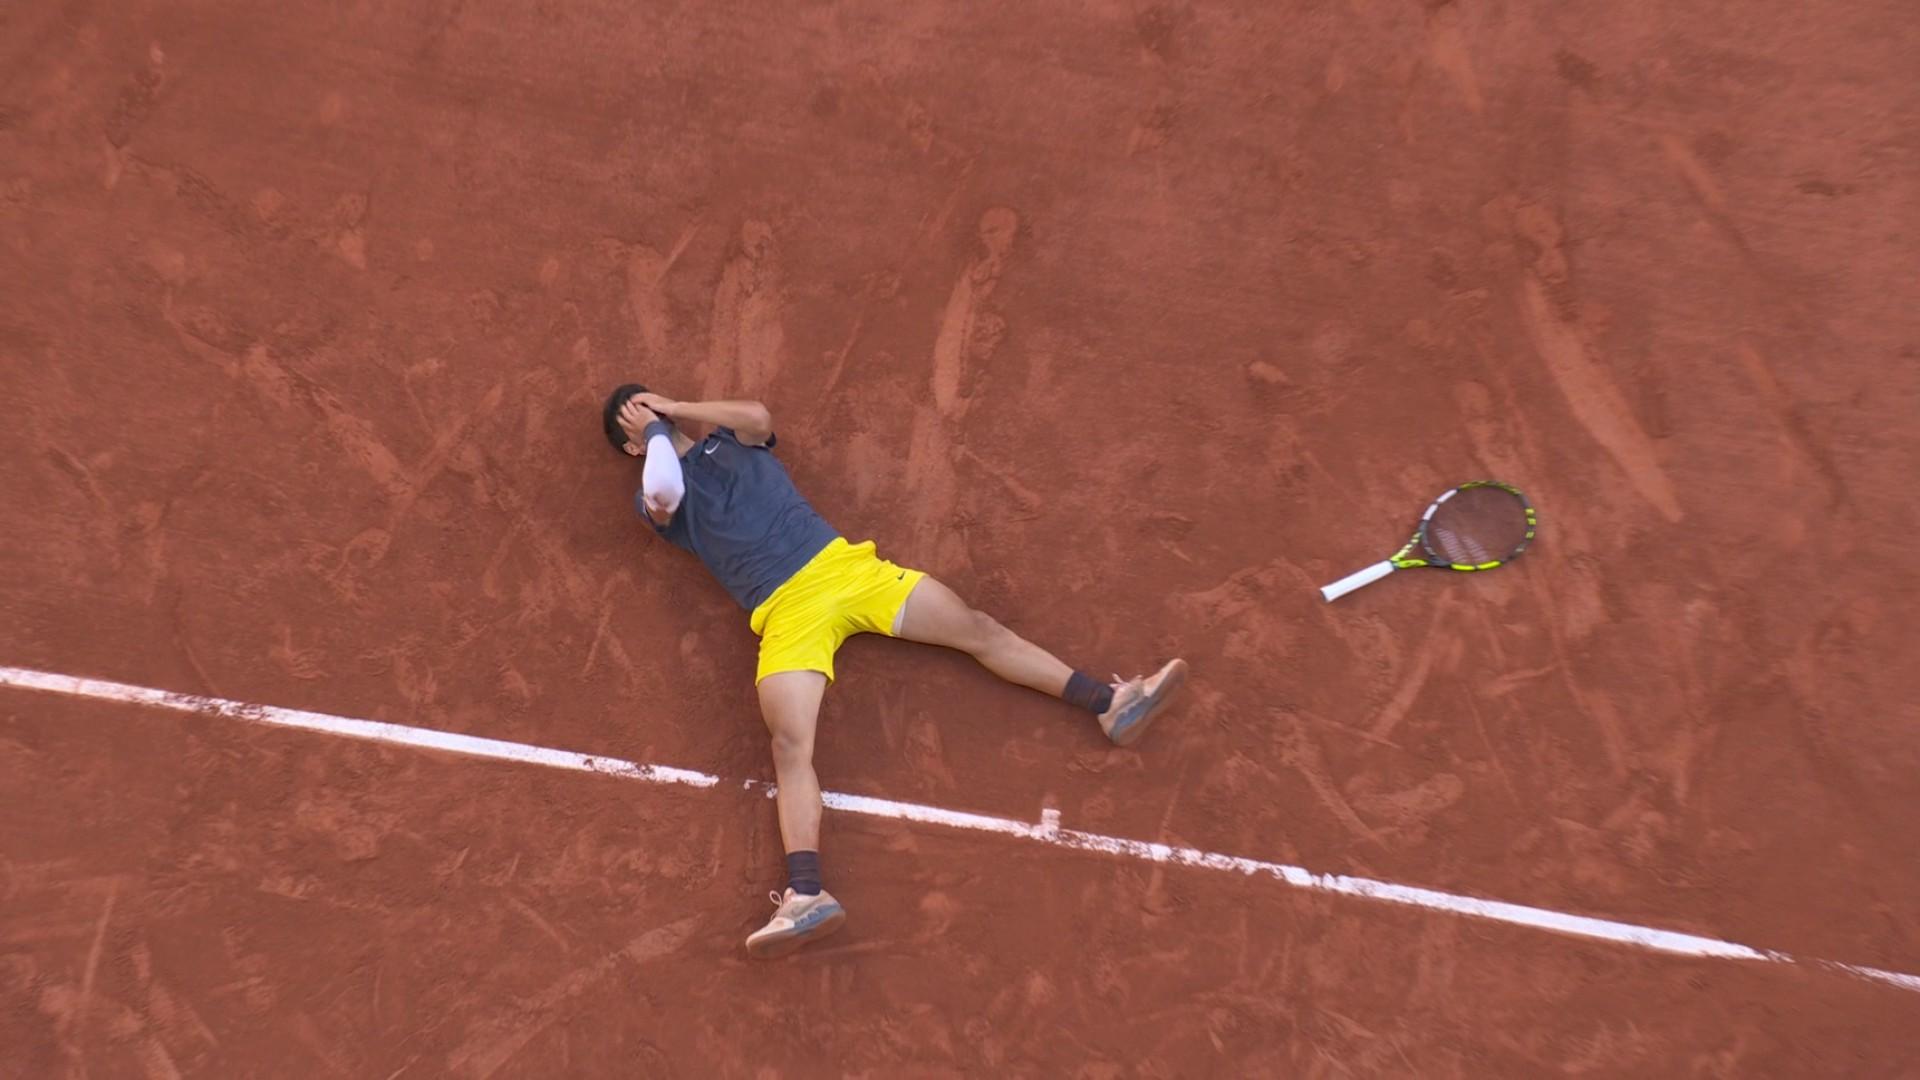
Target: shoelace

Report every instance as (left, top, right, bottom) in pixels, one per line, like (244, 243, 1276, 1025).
(767, 890, 783, 907)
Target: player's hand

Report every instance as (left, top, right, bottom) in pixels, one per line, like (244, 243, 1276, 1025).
(631, 392, 681, 420)
(617, 396, 660, 437)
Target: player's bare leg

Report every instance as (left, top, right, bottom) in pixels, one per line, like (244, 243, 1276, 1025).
(745, 670, 846, 958)
(759, 670, 826, 851)
(894, 576, 1188, 746)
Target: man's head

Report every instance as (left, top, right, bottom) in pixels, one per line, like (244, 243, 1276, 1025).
(603, 383, 649, 457)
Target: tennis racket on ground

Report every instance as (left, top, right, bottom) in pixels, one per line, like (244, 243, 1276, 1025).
(1319, 481, 1537, 602)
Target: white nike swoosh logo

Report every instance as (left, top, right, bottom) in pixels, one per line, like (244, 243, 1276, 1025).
(704, 442, 718, 455)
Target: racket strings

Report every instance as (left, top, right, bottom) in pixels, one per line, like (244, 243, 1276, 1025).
(1424, 486, 1530, 565)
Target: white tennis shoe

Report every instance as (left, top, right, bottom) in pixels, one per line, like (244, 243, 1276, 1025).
(745, 887, 846, 959)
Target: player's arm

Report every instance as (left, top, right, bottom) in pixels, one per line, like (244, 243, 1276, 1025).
(639, 420, 684, 524)
(636, 394, 773, 447)
(618, 399, 684, 526)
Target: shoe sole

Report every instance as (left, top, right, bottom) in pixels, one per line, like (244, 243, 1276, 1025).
(745, 903, 847, 960)
(1109, 659, 1188, 748)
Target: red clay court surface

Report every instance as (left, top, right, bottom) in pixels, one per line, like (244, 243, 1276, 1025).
(5, 1, 1920, 1075)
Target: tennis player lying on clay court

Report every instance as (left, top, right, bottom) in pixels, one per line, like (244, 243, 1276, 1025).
(603, 384, 1188, 959)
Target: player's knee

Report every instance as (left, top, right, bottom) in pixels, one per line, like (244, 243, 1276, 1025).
(964, 608, 1010, 656)
(768, 726, 813, 767)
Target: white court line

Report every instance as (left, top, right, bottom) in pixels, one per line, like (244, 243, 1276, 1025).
(3, 664, 1916, 995)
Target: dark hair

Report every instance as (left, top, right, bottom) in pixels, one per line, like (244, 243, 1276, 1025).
(602, 383, 647, 453)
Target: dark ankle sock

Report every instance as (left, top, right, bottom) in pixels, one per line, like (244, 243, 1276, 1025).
(785, 850, 822, 896)
(1063, 671, 1115, 715)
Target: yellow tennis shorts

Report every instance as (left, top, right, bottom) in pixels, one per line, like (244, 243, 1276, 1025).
(749, 537, 927, 684)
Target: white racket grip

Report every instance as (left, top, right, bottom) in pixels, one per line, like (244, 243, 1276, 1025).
(1320, 560, 1395, 602)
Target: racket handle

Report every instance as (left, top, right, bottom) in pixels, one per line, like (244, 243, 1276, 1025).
(1320, 560, 1395, 602)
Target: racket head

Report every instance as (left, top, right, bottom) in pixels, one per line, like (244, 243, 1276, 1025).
(1411, 481, 1536, 571)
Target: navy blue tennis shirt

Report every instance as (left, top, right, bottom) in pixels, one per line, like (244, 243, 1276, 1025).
(640, 427, 840, 610)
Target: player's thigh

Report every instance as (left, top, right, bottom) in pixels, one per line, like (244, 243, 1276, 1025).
(892, 576, 997, 650)
(757, 669, 828, 761)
